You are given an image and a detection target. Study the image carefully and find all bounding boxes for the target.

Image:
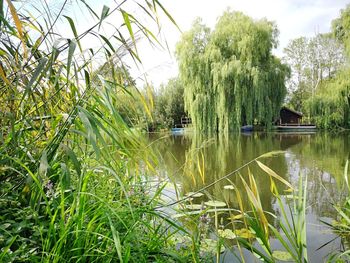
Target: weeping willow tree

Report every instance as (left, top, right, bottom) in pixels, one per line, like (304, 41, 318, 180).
(176, 11, 290, 133)
(305, 69, 350, 129)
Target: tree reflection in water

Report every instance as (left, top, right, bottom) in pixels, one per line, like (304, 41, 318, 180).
(146, 131, 350, 261)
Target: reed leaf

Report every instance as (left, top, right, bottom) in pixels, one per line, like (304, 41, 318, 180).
(66, 39, 76, 78)
(5, 0, 27, 57)
(99, 5, 110, 30)
(344, 159, 349, 191)
(256, 160, 293, 189)
(63, 15, 82, 52)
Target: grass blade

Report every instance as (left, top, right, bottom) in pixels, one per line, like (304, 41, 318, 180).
(256, 160, 293, 189)
(121, 10, 137, 53)
(99, 5, 110, 30)
(344, 160, 349, 190)
(0, 62, 12, 87)
(64, 15, 82, 52)
(5, 0, 27, 57)
(152, 0, 181, 32)
(67, 39, 76, 78)
(108, 215, 123, 263)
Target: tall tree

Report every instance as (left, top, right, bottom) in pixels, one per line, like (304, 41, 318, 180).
(155, 77, 186, 128)
(306, 69, 350, 129)
(304, 5, 350, 129)
(283, 34, 345, 111)
(332, 4, 350, 56)
(176, 11, 290, 133)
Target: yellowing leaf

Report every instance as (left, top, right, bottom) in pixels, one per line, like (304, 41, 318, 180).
(258, 150, 285, 159)
(5, 0, 27, 58)
(234, 228, 254, 239)
(256, 160, 293, 189)
(0, 63, 11, 86)
(231, 214, 244, 220)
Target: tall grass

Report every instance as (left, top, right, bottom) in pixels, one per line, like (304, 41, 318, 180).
(0, 1, 193, 262)
(324, 160, 350, 262)
(159, 150, 309, 262)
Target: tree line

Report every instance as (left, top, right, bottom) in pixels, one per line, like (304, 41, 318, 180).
(283, 5, 350, 129)
(74, 5, 350, 132)
(144, 5, 350, 132)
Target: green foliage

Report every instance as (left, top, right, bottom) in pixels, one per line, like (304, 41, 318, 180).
(332, 4, 350, 57)
(305, 69, 350, 129)
(176, 11, 290, 133)
(0, 0, 196, 262)
(283, 34, 346, 112)
(155, 78, 186, 128)
(158, 146, 308, 262)
(323, 160, 350, 262)
(295, 4, 350, 129)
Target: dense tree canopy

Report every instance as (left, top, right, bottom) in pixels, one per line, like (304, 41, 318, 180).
(282, 5, 350, 129)
(332, 4, 350, 56)
(176, 11, 290, 133)
(283, 34, 345, 112)
(306, 69, 350, 129)
(155, 78, 186, 128)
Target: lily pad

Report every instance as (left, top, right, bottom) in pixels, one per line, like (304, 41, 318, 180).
(272, 250, 293, 261)
(223, 185, 235, 190)
(185, 192, 204, 198)
(204, 200, 226, 207)
(169, 234, 192, 244)
(218, 229, 236, 239)
(234, 228, 254, 239)
(185, 204, 203, 210)
(192, 192, 204, 197)
(172, 213, 187, 219)
(172, 210, 204, 218)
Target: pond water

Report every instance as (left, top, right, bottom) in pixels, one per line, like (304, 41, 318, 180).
(146, 131, 350, 262)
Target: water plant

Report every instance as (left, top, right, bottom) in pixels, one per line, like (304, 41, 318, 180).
(323, 160, 350, 262)
(162, 150, 309, 262)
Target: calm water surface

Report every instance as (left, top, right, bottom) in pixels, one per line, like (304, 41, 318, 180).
(146, 131, 350, 262)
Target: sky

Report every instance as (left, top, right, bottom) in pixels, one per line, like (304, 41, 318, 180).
(23, 0, 348, 88)
(129, 0, 349, 88)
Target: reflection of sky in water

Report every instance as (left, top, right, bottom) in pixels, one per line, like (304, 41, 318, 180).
(146, 132, 349, 262)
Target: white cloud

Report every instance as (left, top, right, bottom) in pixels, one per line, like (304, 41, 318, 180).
(130, 0, 348, 88)
(41, 0, 347, 88)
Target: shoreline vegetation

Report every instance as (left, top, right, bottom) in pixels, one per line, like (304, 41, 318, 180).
(0, 1, 349, 262)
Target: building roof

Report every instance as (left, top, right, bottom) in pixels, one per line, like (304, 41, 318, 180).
(281, 106, 303, 117)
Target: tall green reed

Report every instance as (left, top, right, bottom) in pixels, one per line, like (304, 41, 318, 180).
(0, 1, 190, 262)
(165, 149, 309, 262)
(324, 160, 350, 262)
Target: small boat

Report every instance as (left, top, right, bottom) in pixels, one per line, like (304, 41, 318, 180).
(241, 125, 253, 132)
(275, 124, 316, 131)
(171, 127, 185, 134)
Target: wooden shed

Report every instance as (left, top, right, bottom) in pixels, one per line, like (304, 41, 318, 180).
(279, 107, 302, 125)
